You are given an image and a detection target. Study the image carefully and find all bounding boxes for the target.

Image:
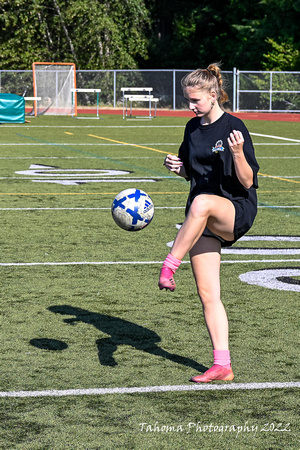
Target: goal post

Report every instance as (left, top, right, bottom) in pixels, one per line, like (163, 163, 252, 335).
(32, 62, 76, 116)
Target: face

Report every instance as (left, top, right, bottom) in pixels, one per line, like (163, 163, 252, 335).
(183, 87, 216, 117)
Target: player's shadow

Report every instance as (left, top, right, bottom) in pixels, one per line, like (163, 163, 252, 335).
(48, 305, 206, 372)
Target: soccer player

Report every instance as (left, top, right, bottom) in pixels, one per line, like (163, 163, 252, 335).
(159, 63, 259, 382)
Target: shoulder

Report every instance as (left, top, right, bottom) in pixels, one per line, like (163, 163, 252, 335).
(185, 117, 200, 132)
(224, 112, 249, 131)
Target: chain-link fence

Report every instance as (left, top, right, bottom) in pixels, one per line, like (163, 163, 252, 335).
(0, 70, 33, 97)
(235, 69, 300, 112)
(0, 68, 299, 112)
(73, 70, 231, 110)
(0, 69, 233, 112)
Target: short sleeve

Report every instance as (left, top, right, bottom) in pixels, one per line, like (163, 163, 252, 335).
(178, 127, 190, 180)
(241, 125, 260, 189)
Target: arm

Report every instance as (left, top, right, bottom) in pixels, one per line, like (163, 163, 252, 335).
(227, 130, 254, 189)
(163, 154, 188, 179)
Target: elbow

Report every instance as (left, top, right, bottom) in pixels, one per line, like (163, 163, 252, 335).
(244, 181, 253, 190)
(242, 172, 254, 190)
(242, 178, 253, 189)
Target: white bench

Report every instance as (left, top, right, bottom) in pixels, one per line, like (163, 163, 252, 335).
(24, 97, 41, 117)
(121, 87, 158, 119)
(71, 88, 101, 118)
(24, 97, 41, 101)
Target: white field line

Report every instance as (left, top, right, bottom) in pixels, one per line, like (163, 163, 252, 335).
(0, 382, 299, 398)
(1, 175, 299, 181)
(0, 125, 186, 128)
(1, 156, 300, 159)
(240, 235, 300, 241)
(0, 207, 185, 210)
(0, 126, 299, 137)
(254, 143, 300, 145)
(0, 143, 180, 146)
(0, 206, 299, 211)
(0, 130, 299, 150)
(250, 132, 300, 143)
(0, 156, 163, 159)
(223, 249, 300, 255)
(0, 143, 300, 146)
(0, 177, 173, 180)
(0, 260, 300, 267)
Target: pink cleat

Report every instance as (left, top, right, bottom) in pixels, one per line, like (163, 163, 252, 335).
(190, 365, 234, 383)
(158, 267, 176, 291)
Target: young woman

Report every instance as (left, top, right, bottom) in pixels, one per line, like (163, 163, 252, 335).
(159, 63, 259, 383)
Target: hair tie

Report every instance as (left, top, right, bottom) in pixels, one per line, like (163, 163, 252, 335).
(206, 68, 213, 76)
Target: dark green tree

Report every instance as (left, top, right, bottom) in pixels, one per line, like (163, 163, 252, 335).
(0, 0, 150, 69)
(1, 0, 299, 70)
(142, 0, 300, 70)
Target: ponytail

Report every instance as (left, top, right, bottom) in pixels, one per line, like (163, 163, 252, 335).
(207, 63, 229, 104)
(181, 62, 229, 105)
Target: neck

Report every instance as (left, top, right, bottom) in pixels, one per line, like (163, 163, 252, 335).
(200, 105, 224, 125)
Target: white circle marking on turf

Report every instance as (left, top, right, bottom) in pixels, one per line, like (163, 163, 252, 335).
(239, 268, 300, 292)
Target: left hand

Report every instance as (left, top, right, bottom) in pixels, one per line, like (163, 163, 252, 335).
(227, 130, 244, 156)
(163, 154, 183, 174)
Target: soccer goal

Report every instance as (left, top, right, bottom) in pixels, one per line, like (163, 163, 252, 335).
(32, 62, 76, 116)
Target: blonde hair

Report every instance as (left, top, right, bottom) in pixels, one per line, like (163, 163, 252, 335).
(181, 62, 229, 105)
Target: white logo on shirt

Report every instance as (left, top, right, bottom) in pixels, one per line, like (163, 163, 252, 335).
(212, 140, 225, 153)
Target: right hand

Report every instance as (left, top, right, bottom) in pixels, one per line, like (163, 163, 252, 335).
(163, 154, 184, 175)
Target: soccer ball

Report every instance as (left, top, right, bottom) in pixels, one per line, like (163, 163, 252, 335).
(111, 188, 154, 231)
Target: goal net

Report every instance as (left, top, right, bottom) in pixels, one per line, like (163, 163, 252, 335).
(32, 62, 76, 116)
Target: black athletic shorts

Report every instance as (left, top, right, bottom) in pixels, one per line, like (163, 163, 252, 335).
(202, 198, 257, 248)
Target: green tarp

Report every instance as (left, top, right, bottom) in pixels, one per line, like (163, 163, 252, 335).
(0, 93, 25, 123)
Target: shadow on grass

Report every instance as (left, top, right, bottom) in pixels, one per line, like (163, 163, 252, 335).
(45, 304, 207, 372)
(29, 338, 68, 351)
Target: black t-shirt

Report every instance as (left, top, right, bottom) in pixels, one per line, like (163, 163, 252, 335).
(178, 112, 260, 245)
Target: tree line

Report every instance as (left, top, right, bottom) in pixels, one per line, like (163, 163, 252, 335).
(0, 0, 299, 71)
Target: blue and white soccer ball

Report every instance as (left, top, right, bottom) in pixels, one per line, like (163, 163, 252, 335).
(111, 188, 154, 231)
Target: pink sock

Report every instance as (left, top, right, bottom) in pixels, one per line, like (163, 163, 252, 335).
(213, 350, 231, 369)
(162, 253, 181, 273)
(160, 253, 182, 279)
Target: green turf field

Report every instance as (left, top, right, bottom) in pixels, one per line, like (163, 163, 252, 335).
(0, 114, 299, 449)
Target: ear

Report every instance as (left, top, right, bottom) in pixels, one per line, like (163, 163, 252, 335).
(210, 90, 217, 100)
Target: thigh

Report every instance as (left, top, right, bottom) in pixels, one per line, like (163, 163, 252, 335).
(189, 236, 221, 301)
(191, 194, 235, 242)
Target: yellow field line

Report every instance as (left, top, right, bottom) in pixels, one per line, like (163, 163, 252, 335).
(258, 172, 300, 184)
(87, 135, 299, 184)
(258, 190, 300, 193)
(88, 134, 175, 155)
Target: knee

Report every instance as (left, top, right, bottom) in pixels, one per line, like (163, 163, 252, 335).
(198, 293, 221, 311)
(189, 195, 211, 219)
(198, 289, 211, 306)
(196, 283, 220, 306)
